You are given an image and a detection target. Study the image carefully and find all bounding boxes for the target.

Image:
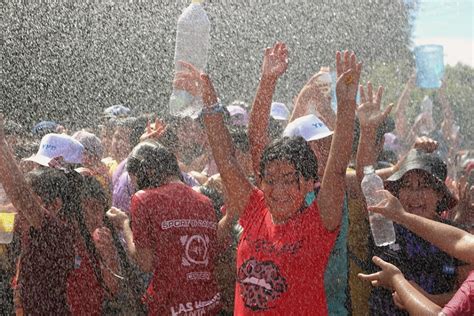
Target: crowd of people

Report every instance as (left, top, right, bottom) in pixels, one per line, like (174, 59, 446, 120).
(0, 43, 473, 315)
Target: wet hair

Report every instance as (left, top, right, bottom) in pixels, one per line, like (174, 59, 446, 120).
(229, 126, 249, 153)
(127, 140, 183, 190)
(198, 186, 225, 220)
(115, 116, 148, 148)
(26, 168, 112, 296)
(81, 175, 110, 208)
(260, 136, 318, 181)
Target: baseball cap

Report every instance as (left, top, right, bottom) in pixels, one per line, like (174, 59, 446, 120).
(72, 130, 104, 159)
(103, 104, 131, 118)
(283, 114, 333, 142)
(226, 105, 249, 126)
(270, 102, 290, 121)
(24, 133, 84, 167)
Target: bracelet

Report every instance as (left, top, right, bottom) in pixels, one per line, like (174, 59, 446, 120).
(202, 102, 225, 115)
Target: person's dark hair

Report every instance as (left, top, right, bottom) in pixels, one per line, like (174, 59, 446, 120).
(26, 168, 112, 296)
(81, 175, 110, 207)
(268, 117, 285, 142)
(127, 140, 182, 190)
(260, 136, 318, 181)
(229, 126, 249, 153)
(198, 186, 225, 219)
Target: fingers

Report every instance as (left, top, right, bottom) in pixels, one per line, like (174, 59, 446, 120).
(146, 119, 152, 134)
(200, 73, 218, 106)
(177, 60, 200, 74)
(358, 271, 381, 282)
(336, 51, 343, 77)
(360, 85, 366, 104)
(375, 86, 384, 108)
(382, 103, 394, 120)
(344, 50, 350, 72)
(367, 82, 373, 105)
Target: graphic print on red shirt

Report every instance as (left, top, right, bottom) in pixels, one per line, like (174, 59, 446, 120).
(235, 189, 338, 315)
(131, 182, 221, 315)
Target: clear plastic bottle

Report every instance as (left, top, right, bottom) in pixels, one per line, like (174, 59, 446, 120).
(169, 0, 210, 118)
(361, 165, 396, 247)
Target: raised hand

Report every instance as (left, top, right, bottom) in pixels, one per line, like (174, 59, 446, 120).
(357, 82, 394, 130)
(106, 207, 130, 230)
(173, 61, 218, 108)
(173, 61, 203, 97)
(261, 42, 288, 81)
(335, 50, 362, 104)
(140, 118, 166, 142)
(358, 256, 403, 289)
(413, 136, 438, 153)
(368, 190, 406, 223)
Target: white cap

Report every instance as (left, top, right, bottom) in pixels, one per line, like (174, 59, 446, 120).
(283, 114, 333, 142)
(25, 133, 84, 167)
(270, 102, 290, 121)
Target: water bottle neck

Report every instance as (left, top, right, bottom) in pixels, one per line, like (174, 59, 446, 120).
(363, 165, 375, 175)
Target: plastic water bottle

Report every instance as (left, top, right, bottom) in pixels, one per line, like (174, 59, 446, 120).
(169, 0, 210, 118)
(415, 96, 436, 136)
(361, 165, 396, 247)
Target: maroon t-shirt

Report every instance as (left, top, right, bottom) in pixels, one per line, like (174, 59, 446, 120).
(131, 182, 221, 315)
(18, 214, 75, 315)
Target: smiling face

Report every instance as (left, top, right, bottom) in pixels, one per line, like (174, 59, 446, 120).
(260, 160, 314, 224)
(397, 170, 442, 220)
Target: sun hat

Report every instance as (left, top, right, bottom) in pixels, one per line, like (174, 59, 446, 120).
(385, 149, 457, 211)
(270, 102, 290, 121)
(283, 114, 333, 142)
(226, 105, 249, 126)
(24, 133, 84, 167)
(72, 130, 104, 159)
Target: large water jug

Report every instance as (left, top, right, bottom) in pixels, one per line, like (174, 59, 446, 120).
(169, 0, 211, 118)
(414, 45, 444, 89)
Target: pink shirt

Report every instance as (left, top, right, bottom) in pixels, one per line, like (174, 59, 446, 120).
(441, 270, 474, 316)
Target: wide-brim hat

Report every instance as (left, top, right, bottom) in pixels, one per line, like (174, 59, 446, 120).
(385, 149, 457, 211)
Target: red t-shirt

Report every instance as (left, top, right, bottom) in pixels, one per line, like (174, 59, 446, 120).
(67, 240, 104, 316)
(131, 182, 221, 315)
(18, 214, 75, 315)
(441, 270, 474, 316)
(235, 189, 338, 315)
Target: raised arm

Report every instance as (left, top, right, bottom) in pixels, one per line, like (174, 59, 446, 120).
(174, 62, 254, 226)
(359, 256, 443, 315)
(248, 42, 288, 177)
(317, 51, 361, 231)
(394, 72, 416, 139)
(355, 82, 394, 184)
(0, 114, 45, 228)
(289, 72, 336, 130)
(370, 190, 474, 264)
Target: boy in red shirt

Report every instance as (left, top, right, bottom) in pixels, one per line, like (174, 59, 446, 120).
(175, 46, 361, 314)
